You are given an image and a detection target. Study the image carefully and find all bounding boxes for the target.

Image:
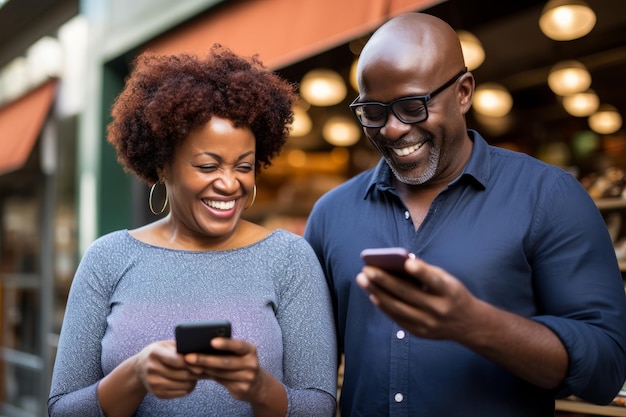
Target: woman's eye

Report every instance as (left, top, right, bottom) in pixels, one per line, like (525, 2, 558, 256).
(237, 165, 254, 172)
(198, 165, 218, 172)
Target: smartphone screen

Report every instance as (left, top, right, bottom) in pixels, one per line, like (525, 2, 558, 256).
(175, 319, 232, 355)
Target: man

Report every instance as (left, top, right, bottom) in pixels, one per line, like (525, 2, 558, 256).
(304, 12, 626, 417)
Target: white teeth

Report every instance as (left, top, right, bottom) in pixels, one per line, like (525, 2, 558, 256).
(393, 143, 423, 156)
(204, 200, 236, 210)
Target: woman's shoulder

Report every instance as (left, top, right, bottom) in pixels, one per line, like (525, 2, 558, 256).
(73, 230, 137, 290)
(88, 229, 131, 247)
(264, 228, 306, 245)
(260, 228, 319, 260)
(82, 229, 137, 260)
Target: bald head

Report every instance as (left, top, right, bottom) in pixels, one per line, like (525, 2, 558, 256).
(357, 13, 466, 92)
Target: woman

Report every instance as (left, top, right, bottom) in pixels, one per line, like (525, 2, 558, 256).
(48, 45, 337, 417)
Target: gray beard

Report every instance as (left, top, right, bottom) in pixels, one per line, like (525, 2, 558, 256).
(386, 147, 439, 186)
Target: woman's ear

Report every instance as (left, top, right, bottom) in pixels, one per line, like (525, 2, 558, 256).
(156, 165, 167, 182)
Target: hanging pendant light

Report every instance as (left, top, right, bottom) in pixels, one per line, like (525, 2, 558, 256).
(473, 83, 513, 117)
(539, 0, 596, 41)
(588, 105, 623, 135)
(322, 116, 361, 147)
(349, 58, 359, 93)
(562, 89, 599, 117)
(547, 60, 591, 96)
(457, 30, 485, 71)
(289, 105, 312, 137)
(300, 69, 347, 107)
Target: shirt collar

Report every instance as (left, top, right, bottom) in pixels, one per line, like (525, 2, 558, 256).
(363, 129, 490, 200)
(461, 129, 490, 188)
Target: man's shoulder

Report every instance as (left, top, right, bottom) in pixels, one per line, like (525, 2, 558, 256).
(488, 144, 572, 179)
(484, 144, 588, 210)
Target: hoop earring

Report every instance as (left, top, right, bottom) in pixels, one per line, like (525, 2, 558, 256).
(149, 180, 169, 215)
(244, 184, 257, 210)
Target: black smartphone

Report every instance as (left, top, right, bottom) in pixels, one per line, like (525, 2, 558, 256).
(175, 319, 232, 355)
(360, 247, 417, 283)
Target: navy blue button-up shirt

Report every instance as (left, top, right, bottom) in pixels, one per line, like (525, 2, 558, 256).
(304, 130, 626, 417)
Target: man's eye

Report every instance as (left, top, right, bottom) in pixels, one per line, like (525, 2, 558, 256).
(398, 101, 426, 117)
(362, 106, 385, 121)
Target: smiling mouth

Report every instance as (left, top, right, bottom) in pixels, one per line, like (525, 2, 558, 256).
(202, 199, 236, 210)
(392, 141, 427, 156)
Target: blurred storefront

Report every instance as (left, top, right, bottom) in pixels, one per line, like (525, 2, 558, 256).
(0, 1, 80, 414)
(0, 0, 625, 416)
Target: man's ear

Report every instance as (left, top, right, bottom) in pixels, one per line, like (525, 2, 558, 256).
(458, 72, 475, 114)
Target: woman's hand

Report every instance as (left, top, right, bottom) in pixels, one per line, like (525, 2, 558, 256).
(98, 340, 200, 417)
(134, 340, 199, 398)
(183, 337, 265, 401)
(183, 337, 288, 416)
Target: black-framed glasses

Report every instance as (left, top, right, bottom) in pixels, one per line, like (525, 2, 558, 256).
(349, 68, 468, 128)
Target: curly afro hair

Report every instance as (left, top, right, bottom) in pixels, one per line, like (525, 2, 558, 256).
(107, 44, 298, 185)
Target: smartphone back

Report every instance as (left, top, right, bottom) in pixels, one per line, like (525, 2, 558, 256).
(175, 319, 232, 355)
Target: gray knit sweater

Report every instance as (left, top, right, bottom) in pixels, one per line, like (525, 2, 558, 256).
(48, 229, 337, 416)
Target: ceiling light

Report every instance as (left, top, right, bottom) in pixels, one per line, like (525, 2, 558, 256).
(350, 58, 359, 93)
(547, 60, 591, 96)
(539, 0, 596, 41)
(457, 30, 485, 71)
(300, 68, 347, 107)
(322, 116, 361, 146)
(588, 104, 623, 135)
(289, 105, 312, 137)
(472, 83, 513, 117)
(562, 89, 599, 117)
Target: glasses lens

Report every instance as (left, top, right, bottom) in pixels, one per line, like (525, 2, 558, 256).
(394, 98, 427, 123)
(356, 104, 387, 127)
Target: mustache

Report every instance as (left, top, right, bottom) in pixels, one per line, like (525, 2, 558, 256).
(377, 133, 433, 149)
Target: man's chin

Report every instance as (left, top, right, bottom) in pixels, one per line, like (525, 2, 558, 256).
(386, 147, 438, 185)
(388, 165, 431, 186)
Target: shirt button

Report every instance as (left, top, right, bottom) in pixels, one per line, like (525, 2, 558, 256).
(394, 392, 404, 403)
(396, 330, 405, 339)
(404, 210, 410, 220)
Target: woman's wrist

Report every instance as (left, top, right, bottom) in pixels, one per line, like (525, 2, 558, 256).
(250, 369, 288, 417)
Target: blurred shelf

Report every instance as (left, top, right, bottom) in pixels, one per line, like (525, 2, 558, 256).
(556, 397, 626, 416)
(596, 199, 626, 211)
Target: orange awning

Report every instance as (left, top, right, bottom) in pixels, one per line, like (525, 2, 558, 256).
(0, 79, 58, 175)
(145, 0, 440, 69)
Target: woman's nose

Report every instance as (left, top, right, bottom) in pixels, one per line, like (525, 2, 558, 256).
(214, 171, 239, 192)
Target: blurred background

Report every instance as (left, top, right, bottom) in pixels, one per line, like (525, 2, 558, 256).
(0, 0, 625, 415)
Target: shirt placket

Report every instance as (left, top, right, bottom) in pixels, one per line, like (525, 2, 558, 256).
(389, 325, 410, 416)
